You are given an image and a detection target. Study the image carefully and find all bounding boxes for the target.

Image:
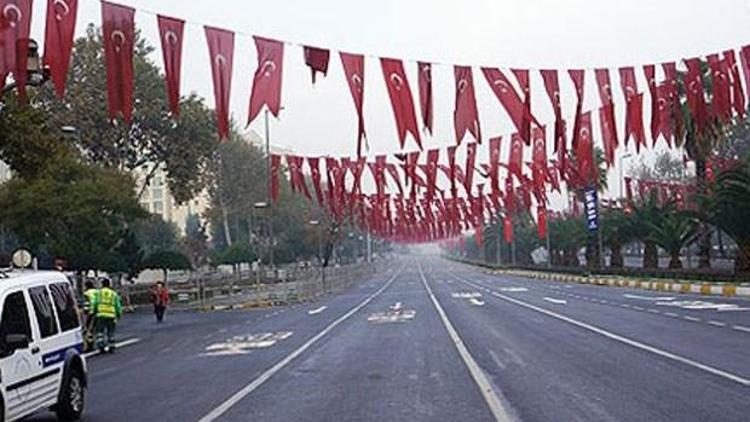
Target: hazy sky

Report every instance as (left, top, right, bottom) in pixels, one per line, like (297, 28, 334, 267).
(25, 0, 750, 201)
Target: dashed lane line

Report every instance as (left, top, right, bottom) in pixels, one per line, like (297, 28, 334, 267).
(450, 272, 750, 387)
(684, 316, 702, 322)
(84, 337, 142, 358)
(708, 321, 727, 327)
(419, 264, 512, 422)
(198, 266, 405, 422)
(733, 325, 750, 333)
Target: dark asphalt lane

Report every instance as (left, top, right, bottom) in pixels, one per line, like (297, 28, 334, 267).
(435, 260, 750, 421)
(218, 265, 495, 422)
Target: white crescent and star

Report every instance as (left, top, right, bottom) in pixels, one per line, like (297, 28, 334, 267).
(214, 54, 227, 69)
(457, 79, 468, 93)
(111, 30, 126, 52)
(261, 59, 277, 77)
(53, 0, 69, 21)
(164, 30, 179, 46)
(351, 74, 363, 92)
(493, 79, 509, 94)
(3, 4, 21, 27)
(389, 73, 403, 91)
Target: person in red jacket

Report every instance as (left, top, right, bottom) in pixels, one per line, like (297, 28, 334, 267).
(151, 281, 169, 323)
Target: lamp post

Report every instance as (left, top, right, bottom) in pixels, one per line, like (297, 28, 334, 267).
(619, 152, 634, 200)
(254, 201, 271, 279)
(309, 220, 325, 292)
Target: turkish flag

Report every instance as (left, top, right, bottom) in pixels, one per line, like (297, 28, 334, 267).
(270, 154, 281, 202)
(386, 163, 403, 197)
(575, 111, 595, 185)
(740, 46, 750, 102)
(454, 65, 481, 145)
(1, 0, 31, 99)
(723, 49, 745, 119)
(568, 69, 585, 151)
(287, 155, 311, 200)
(341, 52, 367, 155)
(417, 61, 433, 134)
(381, 57, 421, 150)
(307, 156, 324, 205)
(511, 68, 532, 144)
(464, 142, 477, 195)
(447, 145, 458, 197)
(304, 45, 329, 84)
(503, 214, 513, 243)
(482, 67, 532, 144)
(618, 66, 646, 152)
(540, 69, 566, 153)
(157, 15, 184, 116)
(537, 206, 547, 240)
(662, 62, 683, 141)
(489, 136, 502, 193)
(594, 69, 618, 166)
(654, 82, 674, 146)
(425, 149, 439, 200)
(204, 26, 234, 140)
(707, 53, 732, 124)
(643, 65, 660, 146)
(102, 1, 135, 123)
(684, 58, 709, 135)
(43, 0, 77, 99)
(508, 132, 524, 179)
(531, 126, 547, 191)
(248, 36, 284, 125)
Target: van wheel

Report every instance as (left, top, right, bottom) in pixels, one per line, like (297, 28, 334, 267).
(56, 368, 85, 421)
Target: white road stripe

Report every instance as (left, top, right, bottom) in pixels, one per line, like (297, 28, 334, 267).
(684, 316, 701, 322)
(665, 312, 679, 318)
(732, 325, 750, 333)
(419, 264, 511, 422)
(708, 320, 727, 327)
(543, 297, 567, 305)
(307, 306, 327, 315)
(451, 273, 750, 387)
(84, 337, 141, 358)
(198, 266, 405, 422)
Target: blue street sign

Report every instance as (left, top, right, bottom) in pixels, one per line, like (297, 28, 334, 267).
(583, 186, 599, 232)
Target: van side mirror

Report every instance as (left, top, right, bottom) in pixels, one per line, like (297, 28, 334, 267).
(4, 334, 30, 352)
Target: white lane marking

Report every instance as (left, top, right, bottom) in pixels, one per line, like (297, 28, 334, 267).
(451, 273, 750, 387)
(418, 264, 512, 422)
(469, 298, 486, 307)
(732, 325, 750, 333)
(198, 266, 404, 422)
(308, 306, 327, 315)
(202, 332, 294, 355)
(665, 312, 679, 318)
(632, 306, 645, 311)
(390, 302, 403, 311)
(647, 309, 661, 314)
(599, 300, 608, 304)
(684, 316, 701, 322)
(621, 304, 631, 308)
(452, 292, 483, 299)
(84, 337, 141, 358)
(499, 287, 528, 292)
(707, 321, 727, 327)
(718, 307, 750, 312)
(543, 297, 567, 305)
(624, 294, 675, 301)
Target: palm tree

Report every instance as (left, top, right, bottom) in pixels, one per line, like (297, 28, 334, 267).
(600, 208, 633, 268)
(627, 190, 662, 269)
(548, 215, 587, 267)
(646, 212, 698, 269)
(698, 160, 750, 272)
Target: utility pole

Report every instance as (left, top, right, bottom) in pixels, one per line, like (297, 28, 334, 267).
(546, 209, 552, 269)
(264, 109, 275, 269)
(366, 232, 372, 263)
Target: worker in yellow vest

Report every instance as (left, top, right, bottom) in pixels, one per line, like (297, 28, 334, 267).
(92, 278, 122, 353)
(82, 280, 99, 351)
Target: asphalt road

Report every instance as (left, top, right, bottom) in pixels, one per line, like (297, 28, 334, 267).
(26, 256, 750, 421)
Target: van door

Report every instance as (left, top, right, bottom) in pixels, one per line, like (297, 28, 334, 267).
(23, 286, 64, 410)
(0, 290, 39, 420)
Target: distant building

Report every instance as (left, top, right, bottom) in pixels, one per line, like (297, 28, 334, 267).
(241, 128, 294, 156)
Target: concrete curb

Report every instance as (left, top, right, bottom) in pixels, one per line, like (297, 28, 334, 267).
(488, 268, 750, 298)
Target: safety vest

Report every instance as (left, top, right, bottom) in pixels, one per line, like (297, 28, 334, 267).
(83, 288, 98, 312)
(96, 288, 118, 319)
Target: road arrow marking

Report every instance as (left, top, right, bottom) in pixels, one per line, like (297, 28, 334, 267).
(543, 297, 567, 305)
(308, 306, 327, 315)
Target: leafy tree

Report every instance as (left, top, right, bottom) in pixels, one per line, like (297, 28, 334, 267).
(36, 25, 217, 204)
(0, 158, 146, 272)
(600, 208, 633, 268)
(548, 214, 587, 267)
(646, 211, 698, 269)
(179, 213, 209, 268)
(132, 214, 178, 255)
(141, 250, 192, 285)
(627, 190, 663, 269)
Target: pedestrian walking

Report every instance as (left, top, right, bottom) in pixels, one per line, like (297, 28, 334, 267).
(151, 281, 169, 323)
(92, 278, 122, 353)
(82, 280, 99, 351)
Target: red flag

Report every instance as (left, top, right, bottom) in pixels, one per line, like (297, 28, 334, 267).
(568, 69, 585, 151)
(575, 111, 595, 185)
(341, 52, 367, 155)
(307, 157, 324, 205)
(102, 1, 135, 123)
(540, 69, 566, 153)
(1, 0, 32, 99)
(287, 155, 311, 200)
(270, 154, 281, 202)
(643, 65, 660, 146)
(454, 65, 481, 145)
(157, 15, 184, 116)
(707, 53, 732, 124)
(594, 69, 618, 166)
(464, 142, 477, 195)
(511, 68, 532, 144)
(618, 66, 646, 152)
(531, 126, 547, 191)
(503, 214, 513, 243)
(723, 49, 745, 119)
(508, 132, 524, 179)
(536, 206, 547, 240)
(489, 136, 502, 193)
(204, 26, 234, 140)
(425, 149, 439, 200)
(740, 46, 750, 102)
(482, 67, 531, 143)
(304, 45, 329, 84)
(417, 61, 433, 134)
(381, 57, 421, 150)
(447, 145, 458, 197)
(248, 37, 284, 125)
(684, 58, 709, 135)
(43, 0, 77, 99)
(662, 62, 683, 141)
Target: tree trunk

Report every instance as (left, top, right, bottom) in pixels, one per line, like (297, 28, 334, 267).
(610, 240, 624, 268)
(668, 252, 682, 269)
(643, 241, 658, 269)
(221, 202, 233, 247)
(695, 158, 711, 268)
(162, 269, 168, 287)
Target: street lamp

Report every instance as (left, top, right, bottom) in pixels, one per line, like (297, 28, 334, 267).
(619, 152, 634, 201)
(308, 220, 325, 292)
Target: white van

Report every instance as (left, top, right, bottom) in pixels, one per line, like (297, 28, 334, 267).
(0, 271, 87, 421)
